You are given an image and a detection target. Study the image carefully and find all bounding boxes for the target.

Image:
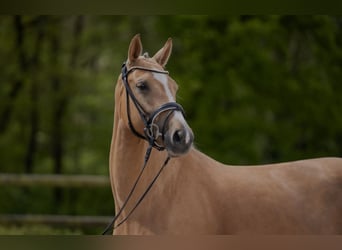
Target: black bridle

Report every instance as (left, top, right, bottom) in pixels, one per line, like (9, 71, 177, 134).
(102, 63, 185, 235)
(121, 62, 185, 150)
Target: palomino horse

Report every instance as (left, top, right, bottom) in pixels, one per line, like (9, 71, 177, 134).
(109, 34, 342, 234)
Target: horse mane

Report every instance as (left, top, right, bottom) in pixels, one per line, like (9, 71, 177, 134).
(143, 52, 149, 58)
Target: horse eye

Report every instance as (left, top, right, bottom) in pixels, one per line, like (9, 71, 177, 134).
(136, 81, 148, 91)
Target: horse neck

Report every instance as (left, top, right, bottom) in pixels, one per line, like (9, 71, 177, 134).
(109, 93, 168, 212)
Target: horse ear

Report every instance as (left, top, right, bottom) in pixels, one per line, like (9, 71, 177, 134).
(128, 34, 143, 64)
(153, 38, 173, 68)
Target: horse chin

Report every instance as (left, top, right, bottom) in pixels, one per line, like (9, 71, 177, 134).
(166, 146, 192, 158)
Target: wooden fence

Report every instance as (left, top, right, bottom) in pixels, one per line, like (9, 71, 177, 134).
(0, 173, 113, 231)
(0, 173, 110, 187)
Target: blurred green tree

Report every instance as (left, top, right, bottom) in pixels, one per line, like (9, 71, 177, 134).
(0, 15, 342, 234)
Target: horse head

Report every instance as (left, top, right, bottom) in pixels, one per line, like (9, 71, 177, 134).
(116, 34, 194, 157)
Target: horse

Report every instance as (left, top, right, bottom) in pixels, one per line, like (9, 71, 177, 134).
(108, 34, 342, 235)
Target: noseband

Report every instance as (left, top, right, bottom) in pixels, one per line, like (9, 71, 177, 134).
(121, 63, 185, 150)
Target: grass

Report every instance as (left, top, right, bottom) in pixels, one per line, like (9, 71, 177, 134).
(0, 225, 83, 235)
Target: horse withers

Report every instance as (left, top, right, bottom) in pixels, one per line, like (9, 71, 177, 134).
(109, 34, 342, 235)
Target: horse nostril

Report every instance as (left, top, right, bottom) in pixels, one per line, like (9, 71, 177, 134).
(173, 130, 184, 144)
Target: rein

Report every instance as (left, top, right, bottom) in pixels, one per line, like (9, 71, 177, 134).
(102, 143, 170, 235)
(102, 63, 183, 235)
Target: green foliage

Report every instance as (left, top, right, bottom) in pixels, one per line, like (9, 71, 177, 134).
(157, 15, 342, 164)
(1, 15, 342, 234)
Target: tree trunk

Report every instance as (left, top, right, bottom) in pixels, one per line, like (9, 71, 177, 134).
(50, 16, 84, 208)
(0, 16, 26, 133)
(25, 17, 46, 173)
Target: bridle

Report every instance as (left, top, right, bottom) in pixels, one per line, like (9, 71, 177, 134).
(121, 62, 185, 150)
(102, 62, 185, 235)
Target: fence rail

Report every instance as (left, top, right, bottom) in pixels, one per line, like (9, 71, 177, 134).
(0, 173, 110, 187)
(0, 173, 112, 231)
(0, 214, 112, 228)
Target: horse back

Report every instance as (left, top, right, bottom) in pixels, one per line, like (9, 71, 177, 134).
(218, 157, 342, 234)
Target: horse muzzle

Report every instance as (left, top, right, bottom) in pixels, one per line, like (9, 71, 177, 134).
(164, 117, 194, 157)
